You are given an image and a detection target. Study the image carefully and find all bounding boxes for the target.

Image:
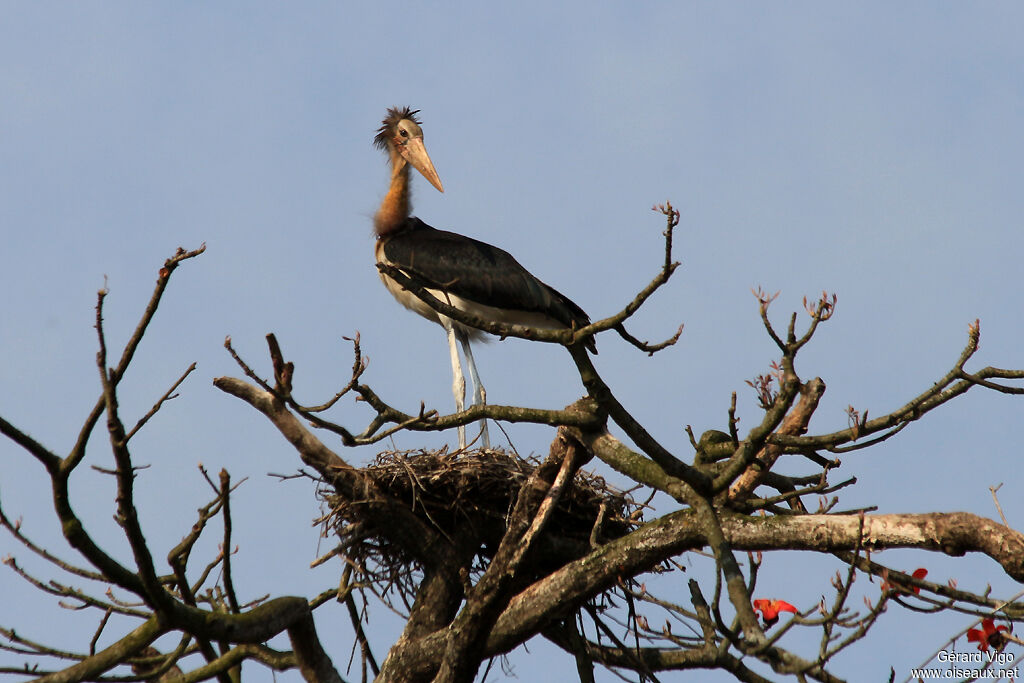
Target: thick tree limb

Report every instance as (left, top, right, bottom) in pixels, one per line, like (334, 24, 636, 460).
(416, 509, 1023, 674)
(33, 617, 166, 683)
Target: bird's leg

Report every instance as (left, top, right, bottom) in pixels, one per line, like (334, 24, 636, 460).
(458, 332, 490, 450)
(443, 319, 467, 449)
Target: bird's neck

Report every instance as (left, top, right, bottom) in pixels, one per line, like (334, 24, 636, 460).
(374, 155, 411, 238)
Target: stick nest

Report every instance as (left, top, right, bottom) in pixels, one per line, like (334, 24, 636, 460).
(322, 448, 641, 592)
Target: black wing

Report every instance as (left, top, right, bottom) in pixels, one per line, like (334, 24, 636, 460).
(382, 217, 591, 330)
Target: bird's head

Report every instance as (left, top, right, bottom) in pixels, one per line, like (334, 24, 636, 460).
(374, 106, 444, 193)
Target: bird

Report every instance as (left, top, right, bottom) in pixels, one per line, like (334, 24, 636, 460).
(372, 106, 595, 450)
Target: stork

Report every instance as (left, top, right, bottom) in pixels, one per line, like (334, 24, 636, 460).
(372, 106, 595, 450)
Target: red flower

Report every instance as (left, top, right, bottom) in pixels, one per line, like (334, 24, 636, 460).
(881, 567, 928, 595)
(967, 618, 1008, 652)
(753, 599, 798, 627)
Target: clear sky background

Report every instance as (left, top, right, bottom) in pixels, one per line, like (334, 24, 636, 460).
(1, 3, 1022, 681)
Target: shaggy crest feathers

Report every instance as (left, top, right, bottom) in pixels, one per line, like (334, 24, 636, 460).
(374, 106, 422, 150)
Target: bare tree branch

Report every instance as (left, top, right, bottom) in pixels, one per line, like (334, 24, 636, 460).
(4, 215, 1024, 683)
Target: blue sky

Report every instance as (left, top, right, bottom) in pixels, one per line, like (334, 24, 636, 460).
(2, 4, 1022, 681)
